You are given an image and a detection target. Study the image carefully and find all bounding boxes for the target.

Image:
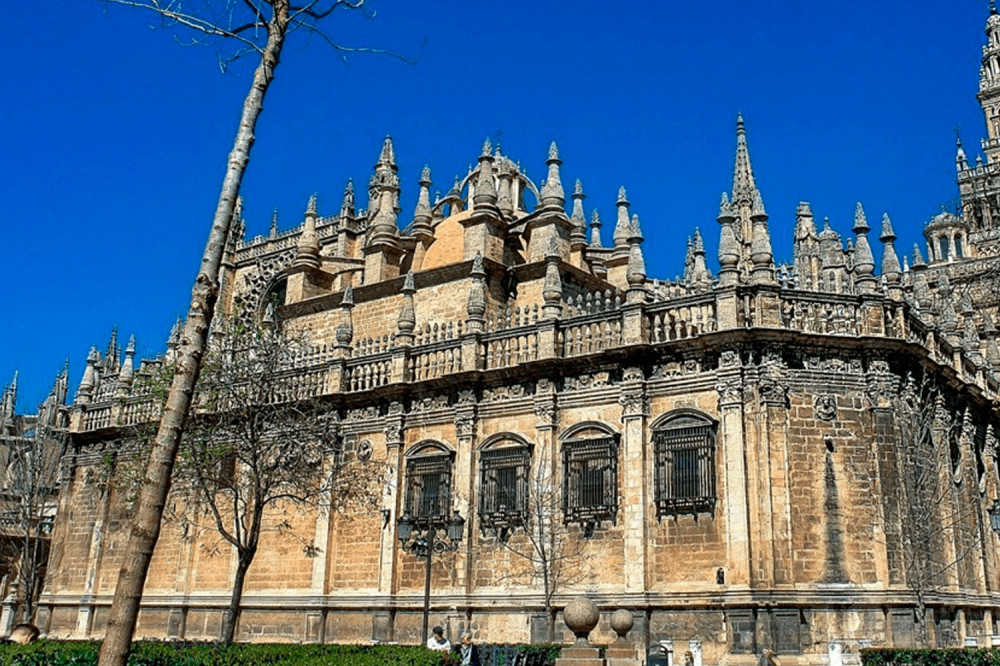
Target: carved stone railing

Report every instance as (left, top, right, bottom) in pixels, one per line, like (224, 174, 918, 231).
(73, 281, 1000, 433)
(409, 339, 463, 380)
(345, 353, 393, 392)
(558, 312, 623, 357)
(647, 294, 717, 343)
(483, 326, 539, 369)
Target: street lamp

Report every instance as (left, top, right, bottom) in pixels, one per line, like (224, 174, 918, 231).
(397, 509, 466, 646)
(988, 499, 1000, 535)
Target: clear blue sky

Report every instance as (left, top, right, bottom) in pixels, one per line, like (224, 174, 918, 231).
(0, 1, 991, 409)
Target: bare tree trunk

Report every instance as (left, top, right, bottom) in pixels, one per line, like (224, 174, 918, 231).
(220, 548, 255, 644)
(98, 7, 290, 665)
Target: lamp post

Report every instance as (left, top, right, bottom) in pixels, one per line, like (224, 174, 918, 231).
(397, 509, 466, 646)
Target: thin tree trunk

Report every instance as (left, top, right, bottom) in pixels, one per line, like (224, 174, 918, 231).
(220, 548, 255, 644)
(98, 7, 290, 665)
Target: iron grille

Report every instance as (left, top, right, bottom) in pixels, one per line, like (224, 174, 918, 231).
(478, 446, 530, 529)
(562, 436, 618, 525)
(653, 423, 716, 517)
(405, 454, 452, 523)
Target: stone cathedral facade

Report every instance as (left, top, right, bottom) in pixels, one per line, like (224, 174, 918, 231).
(21, 7, 1000, 663)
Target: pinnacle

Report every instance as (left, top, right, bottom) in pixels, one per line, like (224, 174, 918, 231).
(306, 193, 318, 216)
(692, 228, 705, 253)
(420, 165, 431, 184)
(913, 244, 926, 266)
(731, 113, 757, 204)
(403, 271, 415, 293)
(342, 284, 354, 306)
(573, 179, 584, 197)
(617, 186, 629, 205)
(718, 192, 732, 219)
(751, 190, 767, 219)
(548, 141, 560, 162)
(880, 213, 896, 241)
(481, 138, 492, 158)
(378, 136, 396, 168)
(853, 202, 869, 234)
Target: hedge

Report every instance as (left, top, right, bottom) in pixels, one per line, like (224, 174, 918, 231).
(0, 641, 451, 666)
(862, 648, 1000, 666)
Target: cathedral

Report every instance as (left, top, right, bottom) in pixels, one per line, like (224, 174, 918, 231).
(9, 6, 1000, 664)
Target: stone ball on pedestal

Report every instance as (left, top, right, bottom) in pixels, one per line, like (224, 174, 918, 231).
(610, 609, 634, 639)
(563, 597, 600, 642)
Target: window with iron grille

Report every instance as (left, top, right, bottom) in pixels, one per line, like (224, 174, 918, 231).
(562, 436, 618, 525)
(404, 453, 453, 524)
(478, 446, 530, 529)
(653, 414, 716, 518)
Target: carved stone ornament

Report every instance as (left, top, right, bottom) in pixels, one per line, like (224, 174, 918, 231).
(387, 401, 404, 416)
(618, 390, 649, 417)
(814, 395, 837, 421)
(357, 439, 374, 461)
(622, 367, 644, 382)
(347, 406, 380, 422)
(411, 395, 450, 413)
(483, 384, 527, 402)
(716, 376, 742, 406)
(456, 389, 477, 406)
(719, 349, 741, 368)
(455, 415, 476, 438)
(383, 422, 402, 444)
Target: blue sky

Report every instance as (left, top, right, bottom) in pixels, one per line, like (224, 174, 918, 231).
(0, 1, 991, 409)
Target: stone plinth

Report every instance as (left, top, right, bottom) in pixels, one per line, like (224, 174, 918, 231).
(605, 609, 640, 666)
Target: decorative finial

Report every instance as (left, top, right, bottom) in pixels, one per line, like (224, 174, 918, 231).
(270, 209, 279, 238)
(481, 137, 492, 157)
(342, 284, 354, 306)
(307, 193, 318, 216)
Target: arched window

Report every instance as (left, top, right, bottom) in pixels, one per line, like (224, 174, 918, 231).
(955, 234, 964, 258)
(560, 423, 619, 530)
(478, 434, 531, 532)
(939, 236, 950, 261)
(404, 441, 454, 524)
(652, 411, 718, 518)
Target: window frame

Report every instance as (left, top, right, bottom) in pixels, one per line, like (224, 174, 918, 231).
(478, 444, 531, 532)
(652, 411, 717, 518)
(404, 450, 454, 527)
(561, 433, 619, 528)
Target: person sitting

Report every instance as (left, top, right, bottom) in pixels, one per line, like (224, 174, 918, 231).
(427, 625, 451, 652)
(454, 631, 481, 666)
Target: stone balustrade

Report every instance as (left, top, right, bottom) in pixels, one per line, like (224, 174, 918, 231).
(71, 283, 1000, 432)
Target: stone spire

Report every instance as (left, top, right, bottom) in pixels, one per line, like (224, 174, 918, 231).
(879, 213, 901, 285)
(612, 186, 631, 252)
(294, 193, 322, 269)
(749, 190, 775, 284)
(717, 192, 740, 285)
(956, 137, 968, 172)
(466, 252, 487, 331)
(116, 335, 136, 397)
(793, 202, 819, 289)
(368, 137, 402, 248)
(396, 271, 417, 344)
(570, 179, 588, 246)
(689, 228, 712, 287)
(731, 113, 758, 206)
(75, 347, 100, 405)
(852, 202, 876, 292)
(0, 372, 16, 426)
(589, 210, 604, 248)
(269, 209, 279, 239)
(103, 326, 121, 373)
(473, 138, 498, 209)
(538, 142, 565, 210)
(626, 214, 647, 287)
(340, 179, 355, 218)
(542, 239, 564, 320)
(412, 166, 433, 236)
(496, 158, 515, 217)
(912, 244, 926, 268)
(335, 285, 355, 351)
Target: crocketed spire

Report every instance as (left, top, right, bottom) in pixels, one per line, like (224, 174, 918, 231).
(570, 179, 587, 246)
(473, 138, 498, 209)
(589, 210, 604, 248)
(880, 213, 901, 285)
(613, 186, 631, 251)
(340, 179, 355, 218)
(269, 209, 279, 239)
(538, 141, 565, 210)
(412, 166, 433, 236)
(367, 137, 402, 248)
(852, 202, 876, 284)
(626, 214, 647, 295)
(749, 190, 774, 284)
(294, 193, 322, 269)
(731, 113, 758, 206)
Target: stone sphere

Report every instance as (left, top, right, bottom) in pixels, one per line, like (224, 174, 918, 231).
(563, 597, 600, 640)
(610, 609, 634, 638)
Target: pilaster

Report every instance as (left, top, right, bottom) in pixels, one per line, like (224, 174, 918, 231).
(618, 367, 649, 593)
(454, 390, 478, 592)
(716, 348, 750, 585)
(379, 415, 405, 595)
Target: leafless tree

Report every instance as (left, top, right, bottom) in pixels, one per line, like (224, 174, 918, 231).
(0, 416, 65, 624)
(167, 315, 383, 643)
(93, 2, 411, 663)
(892, 374, 986, 647)
(480, 461, 589, 643)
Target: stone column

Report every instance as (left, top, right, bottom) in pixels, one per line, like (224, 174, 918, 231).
(619, 367, 648, 594)
(77, 457, 114, 637)
(716, 349, 750, 584)
(757, 352, 792, 586)
(379, 408, 405, 596)
(454, 390, 478, 593)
